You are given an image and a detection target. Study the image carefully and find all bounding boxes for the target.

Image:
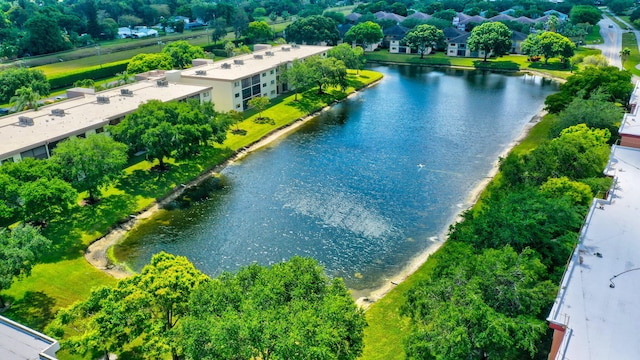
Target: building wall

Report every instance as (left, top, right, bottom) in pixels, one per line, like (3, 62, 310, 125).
(621, 134, 640, 149)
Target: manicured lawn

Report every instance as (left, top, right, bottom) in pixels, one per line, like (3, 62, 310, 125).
(622, 32, 640, 75)
(360, 111, 559, 360)
(585, 24, 603, 44)
(0, 70, 382, 336)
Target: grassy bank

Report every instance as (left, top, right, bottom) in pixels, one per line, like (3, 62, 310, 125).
(0, 70, 382, 336)
(622, 31, 640, 75)
(365, 48, 600, 80)
(360, 112, 558, 360)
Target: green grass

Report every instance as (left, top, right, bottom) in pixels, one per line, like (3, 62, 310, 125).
(366, 50, 582, 80)
(0, 70, 382, 336)
(585, 24, 603, 44)
(622, 32, 640, 75)
(360, 112, 559, 360)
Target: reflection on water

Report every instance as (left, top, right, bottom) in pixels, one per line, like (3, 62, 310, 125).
(114, 65, 558, 293)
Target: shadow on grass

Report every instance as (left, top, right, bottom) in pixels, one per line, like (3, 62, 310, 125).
(4, 291, 56, 331)
(287, 89, 341, 114)
(473, 60, 520, 71)
(527, 61, 572, 71)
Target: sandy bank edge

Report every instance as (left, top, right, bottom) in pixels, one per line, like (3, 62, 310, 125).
(354, 108, 548, 309)
(84, 79, 383, 279)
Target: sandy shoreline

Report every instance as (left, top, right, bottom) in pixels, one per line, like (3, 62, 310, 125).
(353, 108, 548, 308)
(84, 81, 381, 279)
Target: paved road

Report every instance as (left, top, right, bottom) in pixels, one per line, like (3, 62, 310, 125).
(596, 15, 623, 69)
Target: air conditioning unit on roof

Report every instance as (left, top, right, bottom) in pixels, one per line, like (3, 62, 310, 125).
(97, 96, 110, 104)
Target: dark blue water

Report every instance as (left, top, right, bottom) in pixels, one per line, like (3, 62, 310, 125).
(114, 65, 557, 295)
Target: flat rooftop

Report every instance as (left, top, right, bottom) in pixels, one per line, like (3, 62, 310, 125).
(0, 80, 211, 159)
(619, 82, 640, 137)
(181, 44, 332, 81)
(547, 145, 640, 360)
(0, 315, 59, 359)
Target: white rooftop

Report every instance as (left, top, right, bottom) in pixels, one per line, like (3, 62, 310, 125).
(0, 80, 211, 158)
(547, 145, 640, 360)
(181, 44, 332, 81)
(620, 83, 640, 137)
(0, 315, 59, 359)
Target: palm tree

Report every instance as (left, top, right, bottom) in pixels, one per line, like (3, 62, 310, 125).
(10, 86, 41, 112)
(116, 71, 132, 86)
(620, 47, 631, 68)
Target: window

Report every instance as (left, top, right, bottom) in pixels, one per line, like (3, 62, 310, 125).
(234, 81, 240, 87)
(252, 84, 261, 95)
(77, 133, 86, 139)
(235, 93, 240, 98)
(270, 69, 274, 75)
(262, 72, 266, 77)
(241, 78, 251, 88)
(270, 80, 275, 84)
(242, 88, 252, 99)
(236, 104, 241, 108)
(95, 127, 104, 133)
(1, 158, 14, 165)
(271, 90, 276, 95)
(21, 145, 48, 160)
(251, 74, 260, 84)
(262, 83, 267, 87)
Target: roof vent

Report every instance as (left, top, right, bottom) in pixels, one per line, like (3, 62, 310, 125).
(18, 116, 34, 126)
(195, 70, 207, 75)
(120, 89, 133, 96)
(157, 79, 169, 86)
(291, 44, 299, 48)
(233, 59, 244, 65)
(282, 47, 290, 51)
(254, 54, 263, 59)
(265, 51, 274, 56)
(51, 109, 65, 116)
(221, 63, 232, 69)
(97, 96, 110, 104)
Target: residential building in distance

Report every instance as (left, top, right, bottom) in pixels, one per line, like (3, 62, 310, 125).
(547, 83, 640, 360)
(0, 79, 211, 163)
(0, 315, 60, 360)
(176, 44, 331, 112)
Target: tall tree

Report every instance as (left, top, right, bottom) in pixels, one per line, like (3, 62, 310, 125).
(247, 96, 270, 120)
(280, 59, 313, 101)
(19, 178, 77, 225)
(569, 5, 602, 25)
(467, 22, 513, 61)
(521, 31, 575, 65)
(162, 40, 206, 69)
(244, 21, 273, 43)
(0, 224, 51, 308)
(620, 47, 631, 67)
(210, 18, 228, 44)
(344, 21, 383, 50)
(182, 257, 367, 360)
(327, 44, 366, 73)
(110, 100, 227, 170)
(306, 56, 348, 94)
(22, 13, 72, 55)
(402, 24, 445, 59)
(0, 68, 50, 104)
(51, 135, 128, 203)
(285, 15, 340, 45)
(232, 7, 249, 41)
(126, 53, 174, 74)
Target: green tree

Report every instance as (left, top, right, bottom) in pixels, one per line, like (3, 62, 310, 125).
(344, 21, 383, 50)
(210, 18, 228, 44)
(0, 224, 51, 308)
(327, 44, 366, 73)
(0, 174, 19, 222)
(306, 56, 348, 94)
(162, 40, 206, 69)
(620, 47, 631, 67)
(110, 100, 226, 170)
(403, 245, 555, 359)
(51, 252, 208, 360)
(51, 135, 128, 203)
(540, 177, 593, 206)
(551, 90, 623, 138)
(285, 15, 340, 45)
(467, 22, 512, 61)
(280, 59, 313, 101)
(569, 5, 602, 25)
(232, 8, 249, 41)
(521, 31, 575, 65)
(182, 257, 367, 360)
(0, 68, 50, 104)
(244, 20, 273, 43)
(608, 0, 634, 14)
(19, 178, 77, 225)
(126, 53, 173, 74)
(247, 96, 270, 120)
(22, 13, 72, 55)
(402, 24, 444, 59)
(10, 86, 41, 111)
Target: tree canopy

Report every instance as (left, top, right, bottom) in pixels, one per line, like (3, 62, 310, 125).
(0, 224, 51, 308)
(0, 68, 50, 104)
(161, 40, 206, 69)
(402, 24, 444, 59)
(182, 257, 367, 360)
(110, 100, 228, 169)
(51, 135, 128, 203)
(521, 31, 575, 65)
(126, 53, 174, 74)
(285, 15, 340, 45)
(327, 44, 366, 72)
(344, 21, 383, 49)
(305, 56, 348, 94)
(244, 21, 274, 43)
(467, 22, 513, 61)
(569, 5, 602, 25)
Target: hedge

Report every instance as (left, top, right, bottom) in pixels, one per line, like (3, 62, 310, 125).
(48, 60, 129, 90)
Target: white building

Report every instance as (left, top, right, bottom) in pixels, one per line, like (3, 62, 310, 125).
(0, 315, 60, 360)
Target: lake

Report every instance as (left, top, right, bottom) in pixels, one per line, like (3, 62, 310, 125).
(114, 65, 558, 296)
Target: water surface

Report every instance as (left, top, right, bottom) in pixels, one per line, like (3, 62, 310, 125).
(115, 65, 558, 294)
